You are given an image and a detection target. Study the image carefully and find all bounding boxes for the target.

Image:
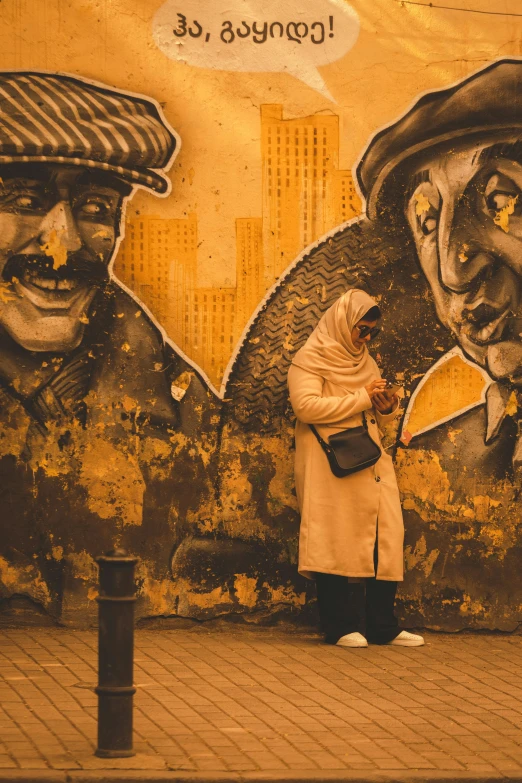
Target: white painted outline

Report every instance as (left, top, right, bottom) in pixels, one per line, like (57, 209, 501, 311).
(401, 346, 492, 441)
(220, 212, 365, 398)
(351, 55, 522, 215)
(0, 69, 221, 399)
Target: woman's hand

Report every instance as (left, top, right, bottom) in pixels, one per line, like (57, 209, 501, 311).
(365, 379, 387, 400)
(373, 390, 398, 414)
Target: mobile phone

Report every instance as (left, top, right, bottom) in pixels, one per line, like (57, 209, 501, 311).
(385, 383, 402, 396)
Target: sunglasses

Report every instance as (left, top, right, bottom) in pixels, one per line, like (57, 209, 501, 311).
(355, 325, 381, 340)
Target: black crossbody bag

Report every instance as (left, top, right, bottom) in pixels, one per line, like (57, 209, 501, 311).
(309, 412, 381, 478)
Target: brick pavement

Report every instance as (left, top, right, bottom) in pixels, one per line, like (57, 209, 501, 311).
(0, 626, 522, 782)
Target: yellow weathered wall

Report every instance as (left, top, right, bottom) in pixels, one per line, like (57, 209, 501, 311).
(1, 0, 522, 628)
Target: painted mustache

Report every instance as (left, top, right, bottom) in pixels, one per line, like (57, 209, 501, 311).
(462, 301, 512, 344)
(2, 253, 109, 290)
(464, 302, 503, 325)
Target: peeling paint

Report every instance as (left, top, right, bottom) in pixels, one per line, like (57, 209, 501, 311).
(40, 227, 69, 270)
(233, 573, 258, 608)
(0, 556, 51, 606)
(174, 579, 229, 614)
(396, 448, 455, 517)
(447, 428, 462, 444)
(67, 551, 98, 582)
(459, 594, 486, 617)
(494, 195, 518, 232)
(79, 441, 145, 526)
(505, 391, 518, 417)
(397, 448, 511, 528)
(265, 583, 307, 606)
(404, 534, 440, 576)
(414, 192, 431, 215)
(0, 282, 17, 303)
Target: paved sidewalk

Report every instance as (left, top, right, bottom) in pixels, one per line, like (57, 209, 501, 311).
(1, 626, 522, 782)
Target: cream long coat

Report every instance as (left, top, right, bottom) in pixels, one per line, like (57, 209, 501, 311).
(288, 364, 404, 582)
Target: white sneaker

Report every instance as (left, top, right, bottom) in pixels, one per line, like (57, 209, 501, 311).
(387, 630, 424, 647)
(336, 632, 368, 648)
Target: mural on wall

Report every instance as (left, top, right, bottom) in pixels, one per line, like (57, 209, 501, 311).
(226, 58, 522, 631)
(0, 72, 219, 621)
(2, 0, 522, 631)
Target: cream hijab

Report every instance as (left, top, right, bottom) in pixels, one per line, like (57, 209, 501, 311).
(291, 289, 381, 392)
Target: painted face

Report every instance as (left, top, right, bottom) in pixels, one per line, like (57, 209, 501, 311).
(0, 164, 130, 352)
(406, 142, 522, 383)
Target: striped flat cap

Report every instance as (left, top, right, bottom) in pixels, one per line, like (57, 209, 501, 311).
(0, 72, 177, 193)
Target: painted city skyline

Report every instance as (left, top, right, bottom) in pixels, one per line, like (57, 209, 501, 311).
(113, 104, 362, 386)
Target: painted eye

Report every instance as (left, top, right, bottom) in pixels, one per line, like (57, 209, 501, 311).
(13, 194, 42, 210)
(487, 190, 519, 212)
(78, 199, 110, 218)
(420, 215, 437, 236)
(413, 190, 439, 237)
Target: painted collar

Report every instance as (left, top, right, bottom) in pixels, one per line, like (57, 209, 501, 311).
(401, 347, 517, 445)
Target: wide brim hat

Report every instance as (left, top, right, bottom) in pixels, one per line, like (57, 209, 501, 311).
(0, 72, 177, 194)
(357, 58, 522, 219)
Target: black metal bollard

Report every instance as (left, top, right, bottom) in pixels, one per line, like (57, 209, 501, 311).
(95, 548, 137, 758)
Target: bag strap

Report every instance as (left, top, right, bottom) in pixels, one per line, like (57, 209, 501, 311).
(308, 423, 334, 457)
(309, 409, 370, 449)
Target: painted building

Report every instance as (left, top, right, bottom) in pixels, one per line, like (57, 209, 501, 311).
(114, 213, 198, 347)
(235, 217, 265, 340)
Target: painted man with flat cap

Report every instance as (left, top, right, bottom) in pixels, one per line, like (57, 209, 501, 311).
(0, 72, 218, 621)
(226, 58, 522, 630)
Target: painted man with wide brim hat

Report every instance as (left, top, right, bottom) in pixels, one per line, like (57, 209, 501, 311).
(0, 72, 219, 623)
(353, 58, 522, 630)
(224, 58, 522, 632)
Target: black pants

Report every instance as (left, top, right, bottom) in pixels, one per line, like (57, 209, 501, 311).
(315, 572, 400, 644)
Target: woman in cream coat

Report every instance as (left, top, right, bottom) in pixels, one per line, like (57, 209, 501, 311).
(287, 289, 424, 649)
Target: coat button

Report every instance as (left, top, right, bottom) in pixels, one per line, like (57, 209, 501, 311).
(370, 419, 376, 424)
(375, 476, 381, 483)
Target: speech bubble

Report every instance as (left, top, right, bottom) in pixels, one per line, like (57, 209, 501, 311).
(152, 0, 359, 102)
